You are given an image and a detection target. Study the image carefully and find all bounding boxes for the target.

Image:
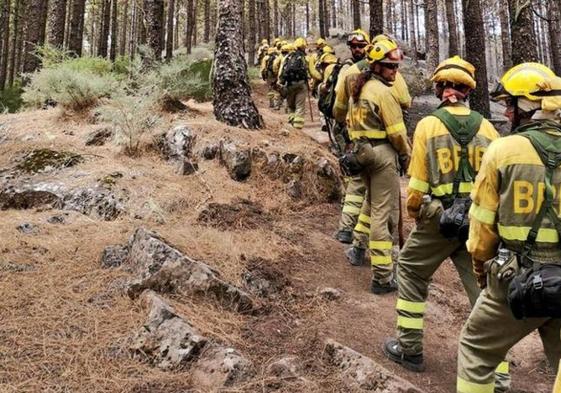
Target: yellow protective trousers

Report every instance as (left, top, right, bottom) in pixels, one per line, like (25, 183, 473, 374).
(338, 176, 365, 233)
(286, 81, 307, 129)
(355, 141, 399, 285)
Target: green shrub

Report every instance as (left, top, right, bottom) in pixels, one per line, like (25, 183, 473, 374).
(98, 92, 160, 156)
(22, 63, 119, 113)
(247, 66, 261, 81)
(0, 83, 24, 113)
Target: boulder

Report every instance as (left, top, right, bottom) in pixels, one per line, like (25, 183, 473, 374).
(219, 141, 252, 181)
(157, 125, 198, 176)
(324, 339, 426, 392)
(100, 245, 129, 268)
(201, 143, 220, 160)
(130, 291, 208, 369)
(319, 287, 343, 301)
(60, 187, 124, 221)
(85, 127, 113, 146)
(17, 223, 37, 234)
(125, 228, 254, 312)
(130, 291, 254, 389)
(15, 149, 83, 174)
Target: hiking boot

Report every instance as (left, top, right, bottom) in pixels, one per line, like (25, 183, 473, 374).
(345, 247, 365, 266)
(382, 338, 425, 372)
(335, 229, 353, 244)
(371, 278, 398, 295)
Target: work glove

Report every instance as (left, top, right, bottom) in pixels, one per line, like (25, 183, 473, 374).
(473, 259, 487, 289)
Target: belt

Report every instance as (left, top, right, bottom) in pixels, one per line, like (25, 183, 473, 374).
(368, 139, 390, 147)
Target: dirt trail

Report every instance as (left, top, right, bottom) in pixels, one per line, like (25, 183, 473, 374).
(0, 81, 555, 393)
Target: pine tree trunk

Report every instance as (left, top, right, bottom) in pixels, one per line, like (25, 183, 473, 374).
(461, 0, 490, 117)
(47, 0, 67, 48)
(352, 0, 360, 29)
(264, 0, 270, 41)
(548, 0, 561, 75)
(444, 0, 458, 56)
(318, 0, 325, 38)
(68, 0, 86, 56)
(165, 0, 175, 60)
(213, 0, 263, 128)
(273, 0, 278, 37)
(425, 0, 439, 74)
(369, 0, 383, 38)
(0, 0, 10, 89)
(8, 0, 21, 87)
(144, 0, 164, 61)
(498, 0, 512, 71)
(324, 0, 330, 31)
(407, 0, 417, 61)
(248, 0, 255, 66)
(120, 0, 129, 56)
(110, 0, 118, 60)
(22, 0, 46, 73)
(507, 0, 538, 64)
(130, 0, 137, 58)
(185, 0, 194, 53)
(192, 0, 197, 47)
(305, 2, 309, 34)
(174, 0, 179, 49)
(204, 0, 210, 42)
(98, 0, 111, 58)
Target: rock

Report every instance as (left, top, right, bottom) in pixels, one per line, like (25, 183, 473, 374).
(85, 127, 114, 146)
(0, 183, 61, 210)
(47, 214, 67, 224)
(97, 172, 123, 188)
(242, 258, 289, 298)
(100, 245, 129, 268)
(125, 228, 254, 312)
(158, 125, 196, 161)
(0, 261, 35, 272)
(324, 339, 426, 392)
(130, 291, 254, 389)
(202, 143, 219, 160)
(319, 287, 342, 300)
(17, 223, 37, 234)
(130, 291, 208, 369)
(316, 158, 342, 202)
(176, 160, 198, 176)
(219, 141, 252, 181)
(267, 356, 301, 379)
(286, 179, 302, 199)
(60, 187, 124, 221)
(191, 346, 254, 389)
(251, 147, 268, 166)
(15, 149, 83, 174)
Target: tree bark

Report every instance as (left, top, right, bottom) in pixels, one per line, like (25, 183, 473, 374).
(425, 0, 439, 74)
(498, 0, 512, 71)
(461, 0, 490, 117)
(248, 0, 256, 66)
(192, 0, 198, 47)
(204, 0, 210, 42)
(507, 0, 538, 64)
(185, 0, 194, 53)
(144, 0, 164, 61)
(318, 0, 325, 38)
(213, 0, 263, 128)
(273, 0, 278, 37)
(444, 0, 458, 56)
(407, 0, 417, 61)
(305, 2, 309, 34)
(47, 0, 67, 48)
(166, 0, 175, 60)
(110, 0, 118, 60)
(68, 0, 87, 56)
(8, 0, 21, 87)
(120, 0, 129, 56)
(264, 0, 270, 41)
(369, 0, 383, 38)
(22, 0, 46, 74)
(352, 0, 360, 29)
(0, 0, 10, 89)
(548, 0, 561, 75)
(324, 0, 330, 31)
(98, 0, 111, 58)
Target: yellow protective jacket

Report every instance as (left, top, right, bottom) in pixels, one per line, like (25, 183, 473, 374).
(308, 51, 323, 82)
(407, 103, 499, 218)
(333, 59, 411, 124)
(273, 54, 285, 83)
(345, 73, 410, 159)
(467, 122, 561, 274)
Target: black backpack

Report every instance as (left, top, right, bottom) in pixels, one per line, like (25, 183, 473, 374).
(318, 63, 343, 118)
(280, 51, 308, 84)
(266, 53, 277, 78)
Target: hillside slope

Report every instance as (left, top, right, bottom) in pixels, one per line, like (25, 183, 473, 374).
(0, 82, 554, 393)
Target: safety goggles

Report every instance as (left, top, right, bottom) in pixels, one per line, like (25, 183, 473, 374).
(380, 63, 399, 70)
(349, 43, 368, 49)
(347, 33, 367, 45)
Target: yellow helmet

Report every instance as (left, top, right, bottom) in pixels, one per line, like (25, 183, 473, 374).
(316, 38, 327, 47)
(537, 76, 561, 111)
(366, 39, 403, 64)
(499, 63, 556, 101)
(261, 39, 268, 45)
(372, 34, 391, 44)
(432, 56, 477, 90)
(320, 53, 338, 65)
(294, 37, 307, 49)
(281, 44, 295, 53)
(322, 45, 334, 54)
(273, 38, 281, 46)
(267, 47, 276, 55)
(347, 29, 370, 45)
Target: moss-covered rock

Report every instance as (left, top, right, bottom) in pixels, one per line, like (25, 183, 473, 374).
(16, 149, 83, 173)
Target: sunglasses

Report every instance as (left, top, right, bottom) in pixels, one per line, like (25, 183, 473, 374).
(380, 63, 399, 70)
(349, 43, 367, 49)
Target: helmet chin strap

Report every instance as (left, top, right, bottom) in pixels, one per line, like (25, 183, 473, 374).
(511, 97, 520, 132)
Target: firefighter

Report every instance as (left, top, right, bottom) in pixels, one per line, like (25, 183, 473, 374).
(341, 33, 411, 262)
(338, 39, 411, 294)
(381, 56, 501, 375)
(261, 47, 280, 108)
(457, 63, 561, 393)
(256, 39, 269, 66)
(332, 29, 371, 245)
(278, 37, 308, 129)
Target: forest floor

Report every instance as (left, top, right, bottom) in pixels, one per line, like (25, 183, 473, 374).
(0, 80, 555, 393)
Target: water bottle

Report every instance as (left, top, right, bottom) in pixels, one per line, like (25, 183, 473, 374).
(495, 248, 511, 267)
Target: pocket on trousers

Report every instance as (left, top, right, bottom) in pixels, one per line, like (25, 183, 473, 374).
(486, 253, 519, 301)
(355, 141, 376, 168)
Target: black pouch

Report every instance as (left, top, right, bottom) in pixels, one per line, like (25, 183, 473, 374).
(339, 152, 363, 176)
(439, 197, 471, 242)
(507, 263, 561, 319)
